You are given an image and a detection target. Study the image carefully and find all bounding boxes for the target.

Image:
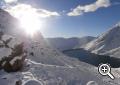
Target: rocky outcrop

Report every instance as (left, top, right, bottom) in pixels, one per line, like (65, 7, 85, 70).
(0, 32, 26, 72)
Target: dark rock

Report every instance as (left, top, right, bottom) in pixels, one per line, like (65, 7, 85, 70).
(0, 42, 26, 72)
(16, 80, 22, 85)
(3, 61, 13, 72)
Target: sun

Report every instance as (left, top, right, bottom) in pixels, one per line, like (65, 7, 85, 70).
(18, 11, 44, 36)
(6, 4, 45, 36)
(19, 14, 42, 36)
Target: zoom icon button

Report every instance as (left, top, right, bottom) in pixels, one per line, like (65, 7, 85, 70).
(98, 64, 115, 80)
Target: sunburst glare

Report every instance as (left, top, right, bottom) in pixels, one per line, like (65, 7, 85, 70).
(6, 4, 45, 36)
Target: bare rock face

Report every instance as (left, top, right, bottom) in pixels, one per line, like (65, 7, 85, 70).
(0, 32, 26, 72)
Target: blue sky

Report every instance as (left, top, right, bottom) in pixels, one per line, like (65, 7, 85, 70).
(0, 0, 120, 38)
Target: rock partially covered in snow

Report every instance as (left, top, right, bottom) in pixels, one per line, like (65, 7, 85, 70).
(0, 32, 26, 72)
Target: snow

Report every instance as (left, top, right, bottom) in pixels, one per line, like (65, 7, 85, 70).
(86, 81, 98, 85)
(20, 59, 113, 85)
(0, 8, 120, 85)
(8, 36, 22, 48)
(10, 56, 22, 65)
(2, 61, 6, 66)
(0, 58, 118, 85)
(84, 22, 120, 58)
(0, 70, 22, 85)
(46, 36, 95, 51)
(0, 41, 3, 44)
(2, 34, 12, 41)
(1, 23, 106, 84)
(0, 47, 12, 60)
(92, 45, 105, 54)
(0, 33, 23, 62)
(23, 34, 85, 67)
(24, 80, 43, 85)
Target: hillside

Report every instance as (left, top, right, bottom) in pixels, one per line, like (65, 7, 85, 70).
(84, 22, 120, 58)
(0, 8, 116, 85)
(46, 36, 95, 51)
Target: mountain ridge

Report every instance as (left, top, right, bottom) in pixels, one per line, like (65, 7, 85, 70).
(84, 22, 120, 58)
(46, 36, 95, 51)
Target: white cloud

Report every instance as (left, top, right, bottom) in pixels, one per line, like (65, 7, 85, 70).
(67, 0, 111, 16)
(4, 0, 17, 3)
(37, 9, 60, 18)
(5, 4, 60, 18)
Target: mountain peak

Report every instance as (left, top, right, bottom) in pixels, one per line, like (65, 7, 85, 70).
(84, 22, 120, 55)
(115, 22, 120, 27)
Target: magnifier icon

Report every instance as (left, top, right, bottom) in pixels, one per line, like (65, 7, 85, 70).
(98, 64, 115, 80)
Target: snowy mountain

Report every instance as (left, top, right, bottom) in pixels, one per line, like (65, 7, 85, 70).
(46, 36, 95, 51)
(0, 8, 119, 85)
(84, 22, 120, 58)
(0, 8, 84, 67)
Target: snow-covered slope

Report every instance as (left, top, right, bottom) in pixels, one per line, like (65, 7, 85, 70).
(0, 8, 119, 85)
(84, 22, 120, 57)
(0, 8, 83, 67)
(46, 36, 95, 51)
(24, 32, 84, 66)
(0, 59, 117, 85)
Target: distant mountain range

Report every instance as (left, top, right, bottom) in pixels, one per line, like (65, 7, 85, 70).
(46, 36, 95, 51)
